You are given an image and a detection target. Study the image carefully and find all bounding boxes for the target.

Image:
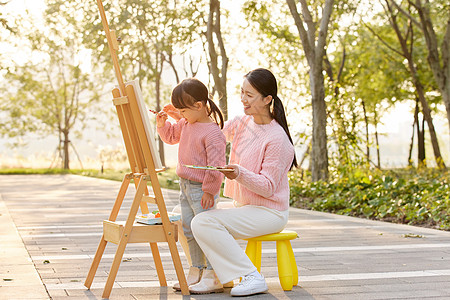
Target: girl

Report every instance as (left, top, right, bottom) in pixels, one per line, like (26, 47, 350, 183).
(190, 68, 297, 297)
(156, 78, 226, 294)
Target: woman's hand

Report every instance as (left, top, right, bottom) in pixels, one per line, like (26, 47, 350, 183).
(156, 111, 168, 128)
(218, 164, 239, 180)
(201, 192, 215, 209)
(163, 104, 182, 121)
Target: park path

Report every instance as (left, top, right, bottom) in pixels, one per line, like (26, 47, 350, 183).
(1, 174, 450, 299)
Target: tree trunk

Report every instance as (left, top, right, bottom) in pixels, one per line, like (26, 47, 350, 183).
(417, 109, 426, 168)
(324, 52, 347, 165)
(408, 99, 418, 166)
(408, 59, 444, 168)
(386, 1, 445, 168)
(374, 109, 381, 169)
(286, 0, 334, 181)
(392, 0, 450, 135)
(165, 52, 180, 83)
(207, 0, 229, 120)
(63, 130, 70, 170)
(413, 1, 450, 135)
(361, 99, 370, 163)
(310, 65, 329, 181)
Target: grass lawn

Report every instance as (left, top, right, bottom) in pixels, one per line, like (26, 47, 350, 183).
(0, 167, 180, 191)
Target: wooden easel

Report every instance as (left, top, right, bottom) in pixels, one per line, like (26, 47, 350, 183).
(84, 0, 189, 297)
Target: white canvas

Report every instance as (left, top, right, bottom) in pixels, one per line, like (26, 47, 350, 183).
(125, 79, 163, 170)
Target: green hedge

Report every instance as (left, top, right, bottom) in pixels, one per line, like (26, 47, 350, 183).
(289, 168, 450, 230)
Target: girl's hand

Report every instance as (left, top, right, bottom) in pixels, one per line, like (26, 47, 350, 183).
(163, 104, 182, 121)
(201, 192, 215, 209)
(156, 111, 168, 128)
(218, 164, 239, 180)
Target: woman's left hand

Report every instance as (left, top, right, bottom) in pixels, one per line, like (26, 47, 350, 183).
(218, 164, 239, 180)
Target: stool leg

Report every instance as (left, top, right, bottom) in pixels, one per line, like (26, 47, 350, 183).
(255, 241, 262, 273)
(276, 241, 293, 291)
(245, 241, 258, 267)
(287, 240, 298, 286)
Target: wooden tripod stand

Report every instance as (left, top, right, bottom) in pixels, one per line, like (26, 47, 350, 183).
(84, 0, 189, 298)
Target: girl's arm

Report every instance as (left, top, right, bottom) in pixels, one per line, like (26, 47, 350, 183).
(201, 130, 226, 197)
(200, 192, 215, 209)
(156, 115, 184, 145)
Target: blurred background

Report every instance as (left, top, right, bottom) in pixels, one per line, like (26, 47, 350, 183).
(1, 0, 449, 173)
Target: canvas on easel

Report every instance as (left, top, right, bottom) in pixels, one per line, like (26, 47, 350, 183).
(83, 0, 189, 298)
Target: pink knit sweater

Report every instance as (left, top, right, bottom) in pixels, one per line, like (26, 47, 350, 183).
(223, 115, 294, 211)
(157, 118, 226, 196)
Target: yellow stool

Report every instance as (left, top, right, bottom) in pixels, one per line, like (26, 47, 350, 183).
(244, 230, 298, 291)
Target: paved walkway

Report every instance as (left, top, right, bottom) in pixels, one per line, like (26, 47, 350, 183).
(0, 174, 450, 299)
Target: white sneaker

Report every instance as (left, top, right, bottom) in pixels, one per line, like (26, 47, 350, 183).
(230, 273, 268, 296)
(173, 266, 202, 291)
(189, 269, 224, 294)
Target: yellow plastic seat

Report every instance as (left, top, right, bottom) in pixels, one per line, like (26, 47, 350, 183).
(244, 230, 299, 291)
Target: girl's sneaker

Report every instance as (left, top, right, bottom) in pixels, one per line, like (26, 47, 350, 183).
(173, 266, 202, 291)
(189, 269, 224, 294)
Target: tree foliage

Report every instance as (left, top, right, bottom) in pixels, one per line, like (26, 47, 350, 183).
(0, 12, 100, 169)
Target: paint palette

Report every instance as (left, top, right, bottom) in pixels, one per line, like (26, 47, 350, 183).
(136, 212, 181, 225)
(183, 165, 234, 172)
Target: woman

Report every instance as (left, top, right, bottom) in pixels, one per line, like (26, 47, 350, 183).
(190, 68, 297, 296)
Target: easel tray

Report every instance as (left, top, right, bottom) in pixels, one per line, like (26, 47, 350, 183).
(135, 213, 181, 225)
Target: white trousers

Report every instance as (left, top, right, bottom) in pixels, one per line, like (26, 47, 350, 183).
(191, 203, 289, 283)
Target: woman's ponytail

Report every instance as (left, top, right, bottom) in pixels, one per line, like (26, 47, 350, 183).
(272, 96, 298, 170)
(207, 98, 224, 129)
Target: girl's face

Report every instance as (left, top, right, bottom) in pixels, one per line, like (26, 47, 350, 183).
(177, 102, 205, 124)
(240, 78, 272, 117)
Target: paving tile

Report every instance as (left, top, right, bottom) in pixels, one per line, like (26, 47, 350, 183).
(1, 174, 450, 300)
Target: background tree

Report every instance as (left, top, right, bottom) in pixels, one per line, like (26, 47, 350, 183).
(47, 0, 204, 166)
(242, 0, 312, 168)
(334, 25, 408, 169)
(364, 0, 445, 168)
(206, 0, 229, 119)
(390, 0, 450, 136)
(286, 0, 334, 181)
(0, 15, 100, 169)
(321, 1, 376, 170)
(0, 1, 13, 32)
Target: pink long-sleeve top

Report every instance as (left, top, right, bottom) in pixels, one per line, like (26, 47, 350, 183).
(157, 118, 226, 196)
(223, 115, 295, 211)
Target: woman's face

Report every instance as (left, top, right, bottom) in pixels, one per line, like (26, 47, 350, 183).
(240, 78, 271, 117)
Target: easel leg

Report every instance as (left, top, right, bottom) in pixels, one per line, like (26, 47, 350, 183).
(175, 219, 192, 266)
(102, 237, 127, 298)
(84, 237, 107, 289)
(102, 177, 148, 298)
(85, 175, 131, 289)
(150, 242, 167, 286)
(167, 235, 189, 295)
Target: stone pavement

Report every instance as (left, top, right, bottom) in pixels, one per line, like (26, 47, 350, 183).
(0, 174, 450, 300)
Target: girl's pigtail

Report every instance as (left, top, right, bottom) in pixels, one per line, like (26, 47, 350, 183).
(207, 98, 224, 129)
